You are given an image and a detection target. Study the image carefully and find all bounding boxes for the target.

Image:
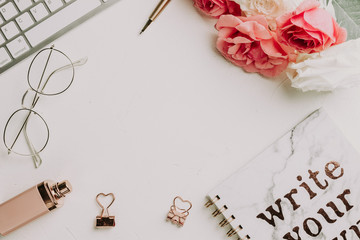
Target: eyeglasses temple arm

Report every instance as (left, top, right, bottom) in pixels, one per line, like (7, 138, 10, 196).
(41, 57, 88, 93)
(23, 121, 42, 168)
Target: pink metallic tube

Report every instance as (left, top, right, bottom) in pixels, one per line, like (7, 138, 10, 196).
(0, 180, 72, 236)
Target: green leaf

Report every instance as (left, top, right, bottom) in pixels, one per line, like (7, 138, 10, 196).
(331, 0, 360, 40)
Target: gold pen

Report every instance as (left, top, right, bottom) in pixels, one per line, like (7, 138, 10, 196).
(140, 0, 171, 34)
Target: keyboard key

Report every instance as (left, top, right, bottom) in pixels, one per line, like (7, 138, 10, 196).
(0, 16, 3, 25)
(1, 21, 19, 39)
(45, 0, 63, 12)
(0, 47, 11, 67)
(26, 0, 101, 47)
(7, 35, 29, 58)
(16, 12, 34, 30)
(14, 0, 33, 12)
(0, 2, 19, 21)
(30, 3, 48, 22)
(0, 32, 5, 45)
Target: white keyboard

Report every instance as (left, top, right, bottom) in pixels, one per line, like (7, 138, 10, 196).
(0, 0, 119, 74)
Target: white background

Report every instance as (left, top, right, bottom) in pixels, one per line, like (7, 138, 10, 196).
(0, 0, 360, 239)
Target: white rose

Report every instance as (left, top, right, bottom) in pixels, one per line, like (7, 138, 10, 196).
(286, 39, 360, 92)
(233, 0, 303, 29)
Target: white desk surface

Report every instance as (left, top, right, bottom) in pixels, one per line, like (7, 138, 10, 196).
(1, 0, 360, 240)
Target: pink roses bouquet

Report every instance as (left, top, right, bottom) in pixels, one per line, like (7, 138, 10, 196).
(193, 0, 360, 92)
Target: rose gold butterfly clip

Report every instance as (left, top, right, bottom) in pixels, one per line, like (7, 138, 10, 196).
(167, 196, 192, 227)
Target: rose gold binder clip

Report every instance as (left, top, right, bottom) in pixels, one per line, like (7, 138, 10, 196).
(167, 196, 192, 227)
(95, 193, 115, 228)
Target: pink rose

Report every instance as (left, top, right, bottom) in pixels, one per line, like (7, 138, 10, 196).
(193, 0, 241, 18)
(226, 0, 241, 16)
(216, 15, 290, 77)
(276, 0, 347, 54)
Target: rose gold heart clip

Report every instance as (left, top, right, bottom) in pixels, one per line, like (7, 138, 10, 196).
(95, 193, 116, 228)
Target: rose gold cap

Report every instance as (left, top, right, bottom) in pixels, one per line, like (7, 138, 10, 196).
(57, 180, 72, 196)
(40, 180, 73, 210)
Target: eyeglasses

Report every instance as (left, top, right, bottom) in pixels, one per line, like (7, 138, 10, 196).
(3, 46, 87, 168)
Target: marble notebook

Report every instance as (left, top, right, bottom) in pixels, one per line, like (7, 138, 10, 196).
(206, 109, 360, 240)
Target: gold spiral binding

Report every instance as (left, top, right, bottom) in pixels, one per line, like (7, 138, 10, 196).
(219, 215, 235, 227)
(205, 195, 220, 208)
(206, 195, 251, 239)
(212, 205, 227, 217)
(238, 235, 251, 240)
(227, 225, 242, 237)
